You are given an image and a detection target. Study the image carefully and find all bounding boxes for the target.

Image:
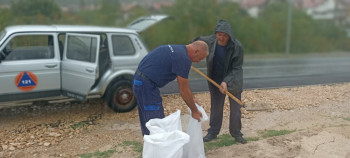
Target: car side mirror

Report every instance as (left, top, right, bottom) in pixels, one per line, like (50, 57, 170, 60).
(5, 43, 11, 52)
(0, 44, 11, 63)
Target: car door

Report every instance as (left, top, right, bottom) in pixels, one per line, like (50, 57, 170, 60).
(0, 33, 61, 102)
(61, 33, 100, 100)
(127, 14, 169, 32)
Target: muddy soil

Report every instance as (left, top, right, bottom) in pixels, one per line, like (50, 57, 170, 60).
(0, 83, 350, 158)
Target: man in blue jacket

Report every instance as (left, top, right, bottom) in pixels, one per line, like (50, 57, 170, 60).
(133, 40, 209, 136)
(192, 20, 246, 144)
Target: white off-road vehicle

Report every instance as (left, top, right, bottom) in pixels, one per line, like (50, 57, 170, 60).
(0, 15, 168, 112)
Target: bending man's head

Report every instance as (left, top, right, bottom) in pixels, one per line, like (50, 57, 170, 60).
(187, 40, 209, 63)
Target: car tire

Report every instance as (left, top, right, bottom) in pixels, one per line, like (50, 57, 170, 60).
(106, 79, 136, 113)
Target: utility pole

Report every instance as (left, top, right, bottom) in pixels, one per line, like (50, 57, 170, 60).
(285, 0, 293, 55)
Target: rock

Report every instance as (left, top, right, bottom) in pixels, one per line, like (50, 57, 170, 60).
(44, 142, 50, 147)
(2, 145, 8, 150)
(49, 132, 61, 137)
(9, 146, 15, 151)
(16, 145, 24, 149)
(25, 142, 34, 147)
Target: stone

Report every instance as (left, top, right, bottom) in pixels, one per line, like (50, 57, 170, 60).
(9, 146, 15, 151)
(49, 132, 61, 137)
(44, 142, 50, 147)
(2, 145, 8, 150)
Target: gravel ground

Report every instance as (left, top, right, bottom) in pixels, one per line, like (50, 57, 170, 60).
(0, 82, 350, 158)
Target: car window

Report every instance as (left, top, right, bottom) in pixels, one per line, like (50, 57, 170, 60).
(66, 35, 97, 63)
(3, 35, 54, 61)
(112, 35, 135, 56)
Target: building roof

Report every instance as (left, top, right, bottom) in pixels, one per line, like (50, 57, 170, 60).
(295, 0, 327, 9)
(241, 0, 268, 9)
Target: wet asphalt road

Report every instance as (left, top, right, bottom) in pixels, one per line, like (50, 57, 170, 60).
(160, 54, 350, 94)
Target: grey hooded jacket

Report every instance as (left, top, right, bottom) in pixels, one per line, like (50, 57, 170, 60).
(192, 20, 244, 95)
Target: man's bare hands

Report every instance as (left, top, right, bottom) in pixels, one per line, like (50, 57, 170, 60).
(220, 82, 227, 94)
(192, 109, 203, 122)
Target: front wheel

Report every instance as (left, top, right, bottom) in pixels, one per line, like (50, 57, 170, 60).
(106, 79, 136, 113)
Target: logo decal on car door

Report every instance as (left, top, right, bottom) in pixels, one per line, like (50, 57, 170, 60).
(15, 71, 38, 91)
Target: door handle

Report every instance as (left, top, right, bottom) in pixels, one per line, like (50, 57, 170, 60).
(45, 64, 58, 68)
(85, 68, 94, 73)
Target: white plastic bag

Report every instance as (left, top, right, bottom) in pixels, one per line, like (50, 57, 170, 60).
(143, 110, 188, 158)
(183, 104, 208, 158)
(146, 110, 182, 135)
(143, 130, 190, 158)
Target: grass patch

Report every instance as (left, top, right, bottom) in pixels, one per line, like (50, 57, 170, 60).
(259, 129, 296, 138)
(246, 137, 259, 142)
(80, 149, 116, 158)
(204, 134, 259, 152)
(343, 118, 350, 121)
(122, 141, 143, 153)
(70, 122, 88, 130)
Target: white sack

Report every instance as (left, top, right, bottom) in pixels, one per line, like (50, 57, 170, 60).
(183, 104, 208, 158)
(143, 110, 189, 158)
(143, 130, 190, 158)
(146, 110, 182, 135)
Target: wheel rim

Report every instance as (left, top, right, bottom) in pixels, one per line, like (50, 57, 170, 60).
(114, 86, 133, 106)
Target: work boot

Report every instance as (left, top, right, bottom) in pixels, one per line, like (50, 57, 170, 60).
(234, 135, 247, 144)
(203, 133, 217, 142)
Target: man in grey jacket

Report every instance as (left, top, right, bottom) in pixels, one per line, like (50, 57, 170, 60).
(192, 20, 246, 143)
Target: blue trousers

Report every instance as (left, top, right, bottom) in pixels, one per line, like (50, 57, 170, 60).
(133, 74, 164, 135)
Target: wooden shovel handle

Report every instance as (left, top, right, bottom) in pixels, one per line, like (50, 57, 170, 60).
(191, 66, 245, 106)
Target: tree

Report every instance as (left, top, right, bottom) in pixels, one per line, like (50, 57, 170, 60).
(0, 8, 12, 30)
(118, 5, 150, 27)
(126, 0, 350, 53)
(98, 0, 121, 25)
(11, 0, 61, 24)
(141, 0, 252, 51)
(258, 1, 350, 53)
(142, 0, 221, 50)
(77, 0, 121, 26)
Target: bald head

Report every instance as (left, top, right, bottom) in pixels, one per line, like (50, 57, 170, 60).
(186, 40, 209, 62)
(192, 40, 209, 56)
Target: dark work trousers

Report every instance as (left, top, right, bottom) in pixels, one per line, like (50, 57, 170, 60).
(133, 74, 164, 136)
(207, 83, 243, 137)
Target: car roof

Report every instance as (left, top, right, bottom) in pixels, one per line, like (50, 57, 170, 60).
(4, 25, 137, 34)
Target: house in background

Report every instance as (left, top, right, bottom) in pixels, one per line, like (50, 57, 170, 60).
(238, 0, 348, 21)
(295, 0, 336, 20)
(238, 0, 338, 20)
(295, 0, 350, 36)
(240, 0, 269, 18)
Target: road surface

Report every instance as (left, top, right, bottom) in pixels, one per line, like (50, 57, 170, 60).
(160, 54, 350, 94)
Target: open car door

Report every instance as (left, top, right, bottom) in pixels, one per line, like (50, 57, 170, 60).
(61, 33, 100, 100)
(127, 14, 169, 32)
